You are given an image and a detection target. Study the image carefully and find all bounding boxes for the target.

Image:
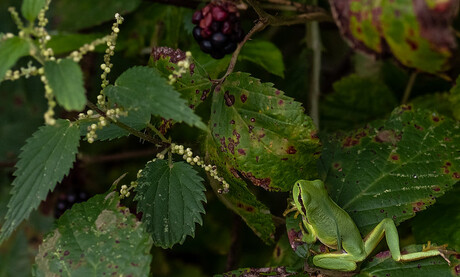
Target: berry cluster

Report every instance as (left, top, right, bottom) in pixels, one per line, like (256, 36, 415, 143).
(192, 1, 244, 59)
(54, 190, 89, 218)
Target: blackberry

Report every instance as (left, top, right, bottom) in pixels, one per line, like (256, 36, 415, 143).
(192, 1, 244, 59)
(54, 189, 89, 218)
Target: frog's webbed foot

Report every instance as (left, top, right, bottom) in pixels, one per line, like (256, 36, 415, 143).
(422, 241, 456, 265)
(283, 201, 299, 217)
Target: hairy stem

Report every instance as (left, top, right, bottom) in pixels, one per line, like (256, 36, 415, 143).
(86, 101, 165, 146)
(146, 122, 168, 142)
(402, 71, 418, 104)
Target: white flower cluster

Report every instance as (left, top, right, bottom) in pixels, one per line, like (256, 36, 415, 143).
(39, 74, 57, 125)
(68, 37, 108, 63)
(168, 51, 192, 85)
(160, 143, 230, 193)
(36, 0, 54, 61)
(98, 13, 124, 107)
(119, 169, 142, 198)
(3, 62, 42, 81)
(78, 108, 127, 143)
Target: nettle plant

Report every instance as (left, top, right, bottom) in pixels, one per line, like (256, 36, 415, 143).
(0, 0, 459, 276)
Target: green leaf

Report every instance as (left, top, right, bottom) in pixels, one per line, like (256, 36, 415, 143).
(46, 33, 104, 55)
(44, 59, 86, 111)
(239, 40, 285, 78)
(208, 72, 321, 191)
(135, 160, 206, 248)
(205, 133, 276, 244)
(357, 244, 459, 277)
(0, 120, 80, 244)
(412, 185, 460, 252)
(329, 0, 458, 73)
(104, 66, 206, 130)
(0, 37, 30, 83)
(321, 74, 398, 131)
(149, 55, 213, 110)
(51, 0, 141, 31)
(21, 0, 45, 22)
(0, 230, 33, 277)
(319, 106, 460, 234)
(33, 192, 153, 276)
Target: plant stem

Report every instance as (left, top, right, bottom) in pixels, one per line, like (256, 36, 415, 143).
(86, 101, 165, 146)
(307, 2, 322, 129)
(146, 122, 168, 142)
(402, 71, 417, 104)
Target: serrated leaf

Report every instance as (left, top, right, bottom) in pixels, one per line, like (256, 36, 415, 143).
(321, 74, 398, 131)
(34, 192, 152, 276)
(0, 37, 30, 83)
(21, 0, 46, 22)
(149, 56, 213, 110)
(135, 160, 206, 248)
(412, 185, 460, 252)
(0, 120, 80, 244)
(209, 72, 321, 191)
(329, 0, 458, 73)
(356, 244, 459, 277)
(44, 59, 86, 111)
(104, 66, 207, 130)
(319, 106, 460, 234)
(51, 0, 141, 31)
(239, 40, 285, 78)
(205, 133, 276, 244)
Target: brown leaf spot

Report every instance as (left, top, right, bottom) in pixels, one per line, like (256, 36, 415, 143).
(375, 130, 402, 145)
(286, 146, 297, 154)
(287, 229, 305, 251)
(432, 186, 441, 192)
(241, 172, 272, 190)
(390, 154, 399, 161)
(238, 148, 246, 155)
(406, 39, 418, 50)
(278, 99, 284, 105)
(240, 94, 247, 103)
(432, 115, 440, 122)
(414, 124, 424, 131)
(224, 91, 235, 106)
(275, 90, 281, 95)
(453, 172, 460, 179)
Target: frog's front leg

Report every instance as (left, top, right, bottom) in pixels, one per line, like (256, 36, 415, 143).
(364, 218, 450, 264)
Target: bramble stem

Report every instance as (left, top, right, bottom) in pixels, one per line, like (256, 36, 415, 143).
(307, 0, 322, 129)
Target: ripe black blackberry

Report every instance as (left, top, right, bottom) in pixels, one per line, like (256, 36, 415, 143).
(54, 189, 89, 218)
(192, 1, 244, 59)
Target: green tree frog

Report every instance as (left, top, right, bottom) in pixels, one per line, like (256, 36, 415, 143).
(288, 179, 452, 271)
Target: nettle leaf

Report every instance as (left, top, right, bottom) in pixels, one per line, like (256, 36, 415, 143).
(321, 74, 398, 131)
(209, 72, 321, 192)
(239, 40, 285, 78)
(319, 105, 460, 234)
(357, 244, 459, 277)
(0, 37, 30, 83)
(205, 134, 276, 244)
(44, 59, 86, 111)
(34, 192, 153, 276)
(0, 120, 80, 243)
(21, 0, 46, 22)
(135, 160, 206, 249)
(149, 56, 213, 110)
(104, 66, 207, 130)
(329, 0, 458, 73)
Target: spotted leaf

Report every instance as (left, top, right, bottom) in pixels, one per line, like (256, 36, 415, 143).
(319, 105, 460, 234)
(209, 72, 321, 192)
(329, 0, 458, 74)
(34, 192, 153, 276)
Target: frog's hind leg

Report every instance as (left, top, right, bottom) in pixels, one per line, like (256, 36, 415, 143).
(312, 252, 358, 271)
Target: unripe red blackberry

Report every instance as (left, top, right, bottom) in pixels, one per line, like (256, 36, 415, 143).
(192, 1, 244, 59)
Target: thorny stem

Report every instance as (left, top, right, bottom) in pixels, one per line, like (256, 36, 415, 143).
(307, 0, 322, 129)
(402, 71, 418, 104)
(86, 101, 166, 146)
